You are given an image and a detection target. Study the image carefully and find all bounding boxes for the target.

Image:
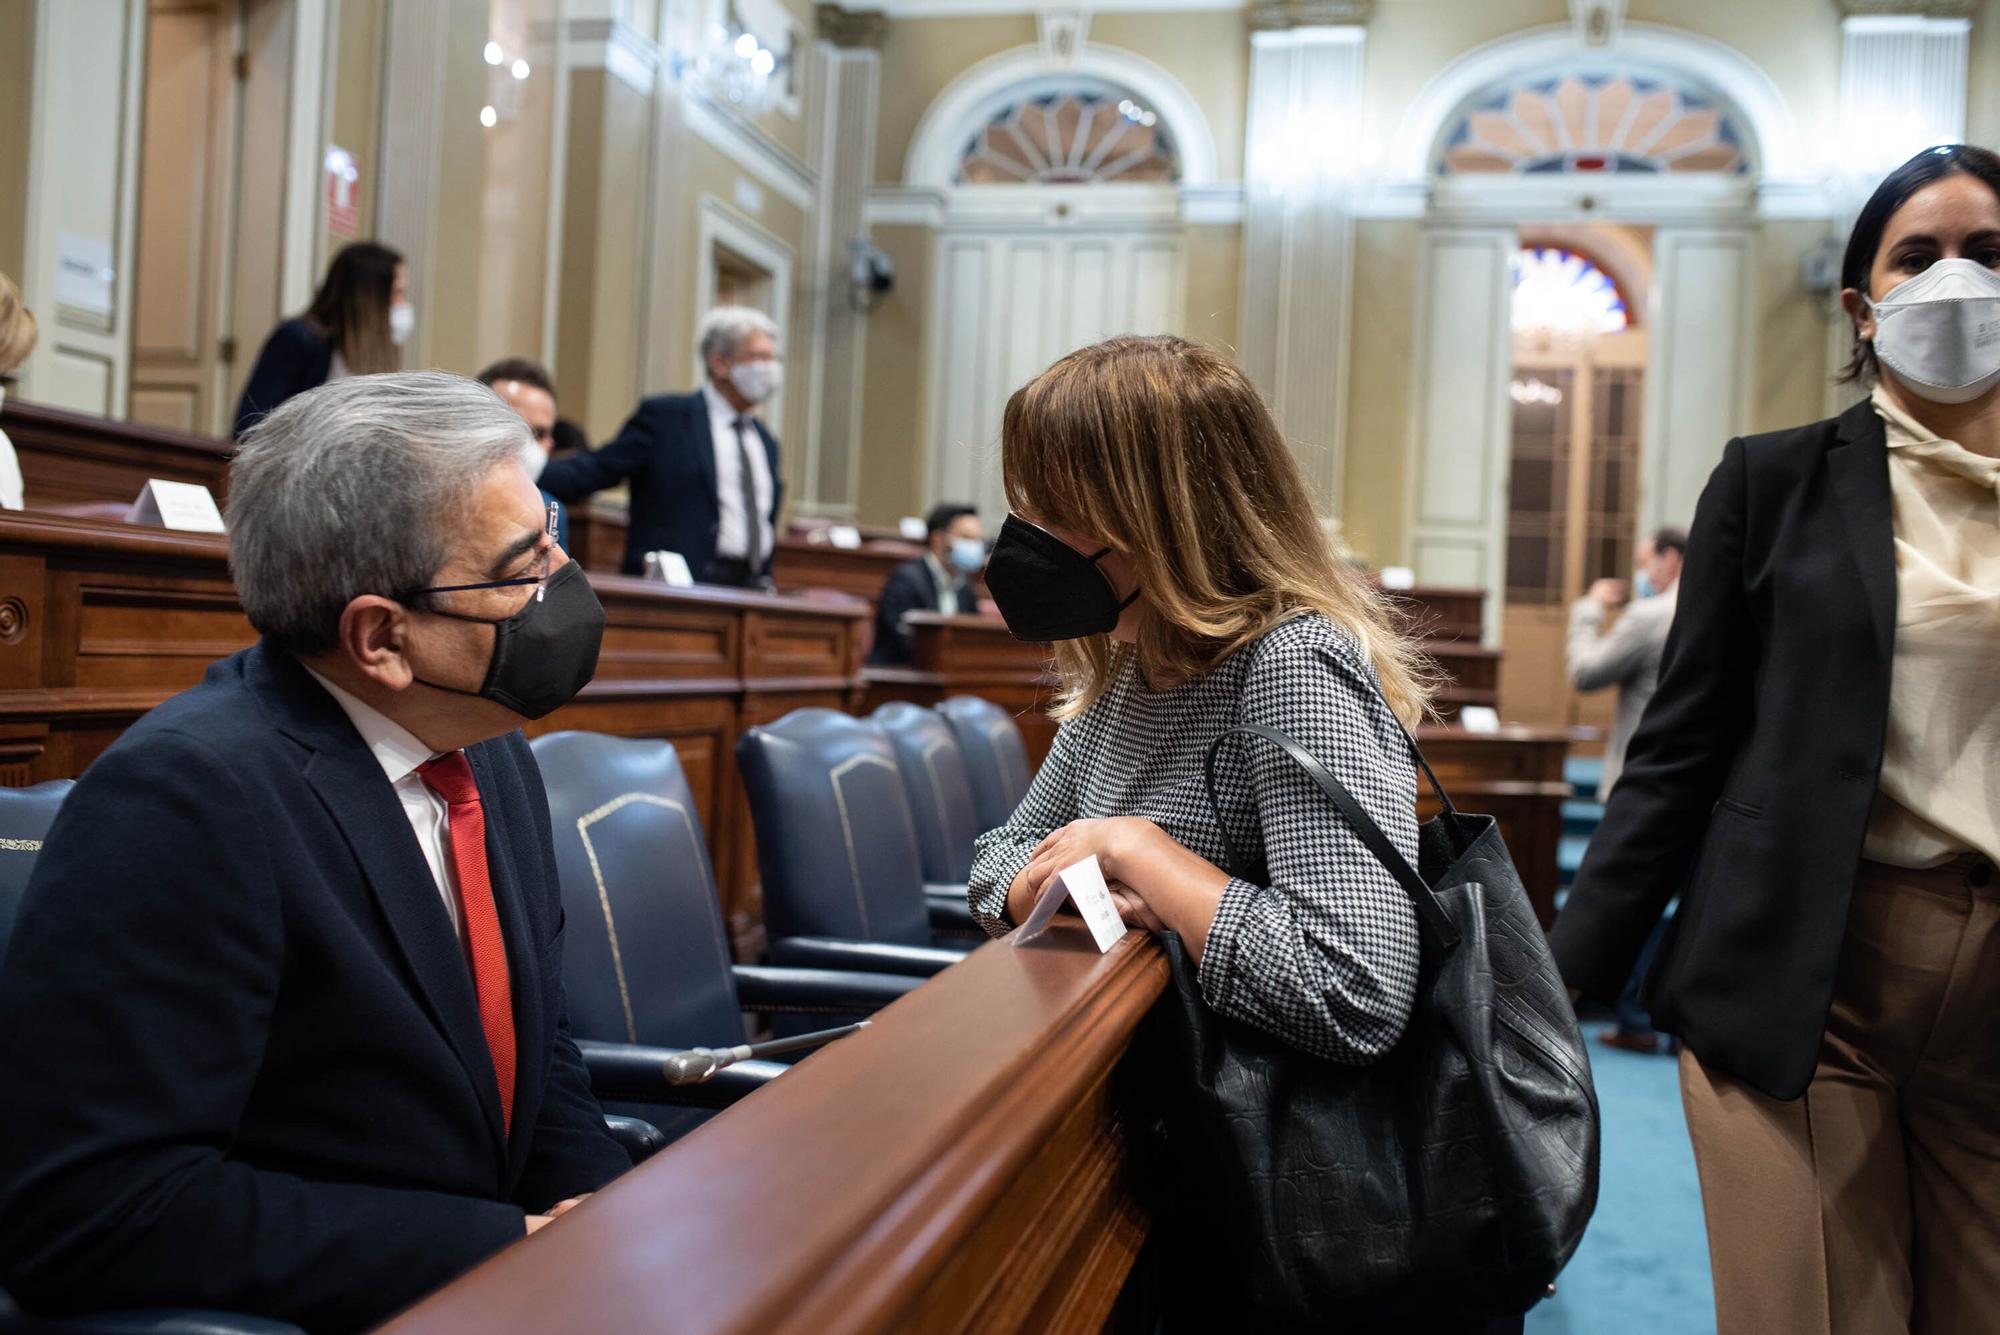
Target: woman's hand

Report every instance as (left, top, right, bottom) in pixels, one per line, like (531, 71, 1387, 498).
(1109, 880, 1167, 933)
(1024, 816, 1161, 898)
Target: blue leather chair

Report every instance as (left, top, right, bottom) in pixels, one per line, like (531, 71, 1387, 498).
(867, 704, 984, 941)
(0, 784, 311, 1335)
(530, 731, 921, 1124)
(735, 709, 971, 977)
(936, 696, 1033, 833)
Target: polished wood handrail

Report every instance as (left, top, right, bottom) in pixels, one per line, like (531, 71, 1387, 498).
(381, 922, 1168, 1335)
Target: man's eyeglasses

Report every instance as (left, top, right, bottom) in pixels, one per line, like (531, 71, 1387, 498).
(407, 500, 561, 604)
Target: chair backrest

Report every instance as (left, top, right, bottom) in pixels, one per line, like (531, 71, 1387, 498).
(0, 781, 75, 965)
(936, 696, 1032, 832)
(529, 732, 744, 1048)
(869, 702, 980, 884)
(735, 709, 930, 947)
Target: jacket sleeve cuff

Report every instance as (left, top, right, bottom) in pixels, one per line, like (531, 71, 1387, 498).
(1193, 877, 1261, 1010)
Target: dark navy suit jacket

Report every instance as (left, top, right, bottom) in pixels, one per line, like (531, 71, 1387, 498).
(868, 557, 976, 666)
(537, 389, 782, 577)
(0, 641, 627, 1330)
(234, 319, 335, 438)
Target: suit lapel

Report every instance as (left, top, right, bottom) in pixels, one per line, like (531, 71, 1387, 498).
(250, 646, 508, 1152)
(1826, 398, 1897, 673)
(685, 392, 720, 510)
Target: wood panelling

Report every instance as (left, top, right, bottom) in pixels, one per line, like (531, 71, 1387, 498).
(0, 399, 232, 510)
(0, 511, 864, 961)
(380, 922, 1166, 1335)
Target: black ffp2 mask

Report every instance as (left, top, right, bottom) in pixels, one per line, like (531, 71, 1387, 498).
(983, 515, 1140, 642)
(410, 559, 606, 719)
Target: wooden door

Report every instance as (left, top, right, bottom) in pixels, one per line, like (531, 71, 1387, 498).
(129, 0, 242, 436)
(1499, 336, 1645, 733)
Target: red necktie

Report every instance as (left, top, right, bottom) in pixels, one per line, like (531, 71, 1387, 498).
(418, 751, 516, 1136)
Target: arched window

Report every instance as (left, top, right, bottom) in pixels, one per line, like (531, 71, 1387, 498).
(956, 82, 1179, 185)
(1439, 72, 1750, 177)
(1512, 246, 1631, 335)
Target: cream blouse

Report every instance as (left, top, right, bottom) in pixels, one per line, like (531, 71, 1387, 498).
(1861, 387, 2000, 869)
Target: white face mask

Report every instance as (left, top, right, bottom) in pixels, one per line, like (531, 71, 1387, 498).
(729, 357, 782, 405)
(1866, 258, 2000, 405)
(517, 436, 549, 481)
(388, 301, 416, 347)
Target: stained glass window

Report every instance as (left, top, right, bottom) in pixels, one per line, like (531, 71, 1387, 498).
(1439, 73, 1748, 176)
(957, 88, 1178, 185)
(1512, 246, 1630, 335)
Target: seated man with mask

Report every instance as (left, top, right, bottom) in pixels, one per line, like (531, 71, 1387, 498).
(0, 373, 627, 1331)
(868, 503, 984, 666)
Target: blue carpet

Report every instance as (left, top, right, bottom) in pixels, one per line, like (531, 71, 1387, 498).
(1526, 1040, 1714, 1335)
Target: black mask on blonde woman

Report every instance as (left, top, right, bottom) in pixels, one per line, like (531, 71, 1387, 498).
(983, 515, 1140, 642)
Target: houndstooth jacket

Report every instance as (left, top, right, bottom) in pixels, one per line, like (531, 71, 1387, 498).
(968, 614, 1422, 1063)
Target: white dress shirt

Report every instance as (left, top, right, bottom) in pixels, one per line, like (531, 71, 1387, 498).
(925, 551, 961, 616)
(703, 380, 774, 563)
(304, 667, 463, 942)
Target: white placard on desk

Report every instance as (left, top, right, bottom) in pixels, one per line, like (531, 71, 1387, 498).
(1012, 853, 1126, 954)
(1459, 705, 1501, 734)
(827, 525, 862, 550)
(898, 515, 927, 542)
(127, 479, 225, 533)
(1379, 565, 1417, 590)
(644, 550, 696, 588)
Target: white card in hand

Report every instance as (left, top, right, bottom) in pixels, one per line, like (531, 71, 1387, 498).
(1012, 853, 1126, 954)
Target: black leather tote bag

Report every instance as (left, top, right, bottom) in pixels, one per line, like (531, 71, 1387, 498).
(1142, 722, 1598, 1330)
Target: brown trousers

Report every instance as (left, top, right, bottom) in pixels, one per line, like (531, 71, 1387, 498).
(1679, 856, 2000, 1335)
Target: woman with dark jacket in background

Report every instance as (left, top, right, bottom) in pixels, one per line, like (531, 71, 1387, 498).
(1551, 143, 2000, 1335)
(233, 242, 409, 436)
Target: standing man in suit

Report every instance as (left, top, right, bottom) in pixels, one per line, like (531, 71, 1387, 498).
(534, 306, 784, 585)
(868, 503, 984, 666)
(1566, 526, 1686, 1055)
(0, 373, 628, 1331)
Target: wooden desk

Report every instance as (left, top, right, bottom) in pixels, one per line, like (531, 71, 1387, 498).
(1414, 725, 1571, 927)
(862, 612, 1056, 769)
(1387, 583, 1484, 643)
(382, 921, 1166, 1335)
(0, 398, 232, 510)
(0, 511, 866, 958)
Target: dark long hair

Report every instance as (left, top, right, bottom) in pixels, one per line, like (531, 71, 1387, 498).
(304, 242, 404, 376)
(1839, 144, 2000, 383)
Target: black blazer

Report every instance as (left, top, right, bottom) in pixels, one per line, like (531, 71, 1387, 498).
(0, 641, 627, 1330)
(538, 389, 782, 577)
(868, 556, 976, 666)
(1550, 398, 1900, 1100)
(233, 319, 335, 437)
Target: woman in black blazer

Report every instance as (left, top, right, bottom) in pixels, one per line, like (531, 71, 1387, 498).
(232, 242, 408, 436)
(1552, 144, 2000, 1335)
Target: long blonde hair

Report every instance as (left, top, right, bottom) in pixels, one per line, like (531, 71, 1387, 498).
(1001, 335, 1436, 727)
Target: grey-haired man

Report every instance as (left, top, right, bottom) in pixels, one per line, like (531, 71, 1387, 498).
(0, 373, 627, 1330)
(535, 306, 785, 586)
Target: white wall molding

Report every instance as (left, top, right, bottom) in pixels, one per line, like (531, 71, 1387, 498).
(865, 186, 948, 228)
(1402, 225, 1516, 644)
(682, 86, 819, 211)
(555, 16, 661, 94)
(799, 41, 882, 519)
(1179, 180, 1245, 224)
(378, 0, 451, 365)
(1383, 22, 1825, 219)
(904, 41, 1220, 189)
(280, 0, 333, 314)
(1642, 226, 1756, 533)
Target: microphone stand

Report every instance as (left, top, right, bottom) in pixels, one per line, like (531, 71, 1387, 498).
(661, 1020, 870, 1085)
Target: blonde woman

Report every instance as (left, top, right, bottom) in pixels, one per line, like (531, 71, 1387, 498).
(0, 273, 36, 510)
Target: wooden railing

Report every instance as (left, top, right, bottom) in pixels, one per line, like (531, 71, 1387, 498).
(380, 922, 1168, 1335)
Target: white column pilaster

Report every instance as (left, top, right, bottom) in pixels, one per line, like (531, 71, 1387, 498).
(1238, 24, 1364, 514)
(376, 0, 450, 366)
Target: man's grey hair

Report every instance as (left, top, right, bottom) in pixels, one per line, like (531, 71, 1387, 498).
(226, 371, 531, 653)
(696, 305, 780, 376)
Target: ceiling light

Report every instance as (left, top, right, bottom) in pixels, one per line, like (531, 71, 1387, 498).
(483, 41, 503, 66)
(479, 104, 498, 128)
(511, 58, 530, 79)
